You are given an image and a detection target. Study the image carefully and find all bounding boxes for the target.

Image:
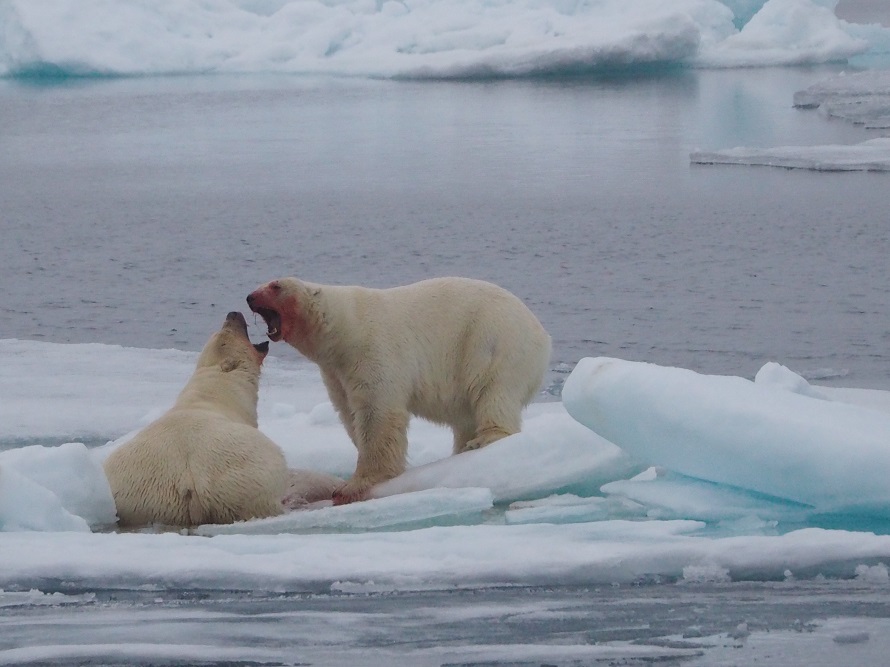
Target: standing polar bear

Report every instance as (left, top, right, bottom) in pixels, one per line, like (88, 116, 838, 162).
(103, 311, 290, 528)
(247, 276, 551, 504)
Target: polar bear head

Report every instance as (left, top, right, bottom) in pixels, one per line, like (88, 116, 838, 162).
(176, 312, 270, 426)
(195, 311, 270, 372)
(246, 278, 323, 358)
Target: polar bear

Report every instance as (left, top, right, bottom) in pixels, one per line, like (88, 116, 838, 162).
(103, 311, 289, 528)
(247, 276, 551, 504)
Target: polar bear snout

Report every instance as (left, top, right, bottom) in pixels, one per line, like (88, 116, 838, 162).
(226, 310, 248, 331)
(223, 311, 270, 359)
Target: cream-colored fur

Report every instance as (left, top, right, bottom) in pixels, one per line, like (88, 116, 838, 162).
(103, 312, 288, 528)
(247, 276, 551, 504)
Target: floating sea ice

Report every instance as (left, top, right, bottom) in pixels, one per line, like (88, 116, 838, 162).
(697, 0, 869, 67)
(681, 562, 731, 583)
(855, 562, 890, 584)
(370, 404, 643, 504)
(0, 590, 96, 607)
(504, 493, 647, 525)
(0, 339, 192, 441)
(794, 69, 890, 129)
(755, 363, 890, 416)
(0, 442, 117, 529)
(753, 361, 829, 399)
(259, 400, 361, 481)
(196, 487, 495, 536)
(601, 466, 812, 526)
(0, 465, 90, 532)
(690, 137, 890, 171)
(562, 357, 890, 515)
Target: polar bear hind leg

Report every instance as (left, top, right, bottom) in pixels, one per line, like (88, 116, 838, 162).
(451, 420, 477, 455)
(462, 389, 522, 452)
(451, 370, 524, 454)
(454, 345, 543, 454)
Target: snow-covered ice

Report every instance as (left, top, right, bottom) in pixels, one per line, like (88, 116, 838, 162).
(695, 0, 869, 67)
(563, 356, 890, 515)
(692, 68, 890, 170)
(690, 136, 890, 170)
(2, 341, 890, 596)
(197, 487, 496, 536)
(1, 0, 888, 79)
(795, 68, 890, 128)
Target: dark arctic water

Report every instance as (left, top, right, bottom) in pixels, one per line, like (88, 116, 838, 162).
(5, 583, 890, 666)
(1, 66, 888, 393)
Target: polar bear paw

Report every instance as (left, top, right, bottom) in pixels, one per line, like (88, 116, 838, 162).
(462, 426, 514, 453)
(332, 479, 372, 505)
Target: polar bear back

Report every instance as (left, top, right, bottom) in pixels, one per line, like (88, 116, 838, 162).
(104, 408, 287, 527)
(320, 277, 551, 421)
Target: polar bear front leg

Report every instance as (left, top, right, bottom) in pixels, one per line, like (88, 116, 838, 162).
(333, 403, 410, 505)
(321, 369, 358, 445)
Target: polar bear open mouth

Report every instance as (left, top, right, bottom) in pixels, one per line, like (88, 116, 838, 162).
(251, 307, 282, 342)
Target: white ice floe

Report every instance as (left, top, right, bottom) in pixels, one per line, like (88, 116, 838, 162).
(690, 136, 890, 170)
(3, 341, 890, 591)
(0, 442, 116, 530)
(563, 356, 890, 514)
(691, 67, 890, 170)
(197, 487, 495, 535)
(1, 0, 887, 79)
(794, 68, 890, 128)
(370, 404, 641, 503)
(695, 0, 869, 67)
(0, 465, 91, 533)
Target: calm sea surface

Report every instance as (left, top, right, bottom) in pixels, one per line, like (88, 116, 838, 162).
(1, 67, 887, 390)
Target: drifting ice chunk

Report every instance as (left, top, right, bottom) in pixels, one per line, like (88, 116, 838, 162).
(0, 465, 90, 532)
(794, 69, 890, 129)
(754, 362, 828, 399)
(0, 442, 117, 528)
(754, 362, 890, 415)
(690, 138, 890, 171)
(196, 487, 494, 536)
(696, 0, 869, 67)
(563, 357, 890, 514)
(601, 467, 812, 524)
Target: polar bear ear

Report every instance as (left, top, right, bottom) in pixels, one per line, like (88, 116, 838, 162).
(220, 358, 242, 373)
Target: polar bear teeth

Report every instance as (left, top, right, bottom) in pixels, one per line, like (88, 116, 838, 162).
(268, 327, 279, 336)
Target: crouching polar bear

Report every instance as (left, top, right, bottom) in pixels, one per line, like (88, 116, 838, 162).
(104, 311, 341, 528)
(247, 276, 551, 504)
